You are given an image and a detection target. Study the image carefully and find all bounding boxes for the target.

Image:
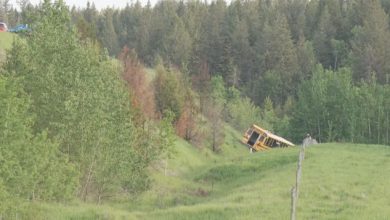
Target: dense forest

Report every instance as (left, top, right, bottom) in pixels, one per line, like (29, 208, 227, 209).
(0, 0, 389, 217)
(74, 0, 390, 143)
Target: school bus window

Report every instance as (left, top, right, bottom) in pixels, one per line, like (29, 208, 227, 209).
(265, 138, 273, 146)
(247, 132, 259, 146)
(259, 135, 265, 142)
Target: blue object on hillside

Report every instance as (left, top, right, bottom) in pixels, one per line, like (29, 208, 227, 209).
(8, 24, 30, 33)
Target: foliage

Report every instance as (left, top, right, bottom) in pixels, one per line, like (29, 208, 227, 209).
(0, 76, 77, 217)
(291, 65, 389, 145)
(21, 0, 388, 146)
(204, 76, 226, 152)
(175, 85, 200, 142)
(351, 0, 390, 83)
(119, 47, 156, 120)
(154, 64, 185, 122)
(3, 0, 161, 204)
(291, 65, 355, 142)
(225, 87, 262, 132)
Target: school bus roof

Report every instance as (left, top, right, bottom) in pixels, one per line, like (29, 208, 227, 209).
(266, 132, 295, 146)
(252, 124, 267, 133)
(251, 124, 294, 146)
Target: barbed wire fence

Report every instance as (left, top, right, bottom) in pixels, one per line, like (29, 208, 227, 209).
(291, 138, 311, 220)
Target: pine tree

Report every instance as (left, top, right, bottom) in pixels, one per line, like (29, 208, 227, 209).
(258, 13, 299, 105)
(351, 0, 390, 83)
(313, 5, 336, 69)
(296, 35, 316, 80)
(97, 8, 120, 56)
(278, 0, 307, 43)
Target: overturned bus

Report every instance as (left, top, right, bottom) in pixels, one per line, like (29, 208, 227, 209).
(242, 124, 294, 152)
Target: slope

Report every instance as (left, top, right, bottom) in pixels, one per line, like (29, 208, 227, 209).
(0, 32, 14, 50)
(0, 32, 15, 64)
(37, 125, 390, 219)
(138, 143, 390, 220)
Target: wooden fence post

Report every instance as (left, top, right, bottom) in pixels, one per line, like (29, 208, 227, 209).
(291, 186, 296, 220)
(291, 144, 306, 220)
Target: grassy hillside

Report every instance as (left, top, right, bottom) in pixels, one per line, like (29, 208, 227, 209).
(33, 129, 390, 219)
(0, 32, 15, 64)
(0, 32, 15, 50)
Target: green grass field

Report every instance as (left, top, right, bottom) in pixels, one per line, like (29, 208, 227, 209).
(35, 126, 390, 220)
(0, 32, 15, 50)
(0, 32, 16, 64)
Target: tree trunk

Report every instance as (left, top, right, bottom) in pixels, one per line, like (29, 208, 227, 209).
(82, 159, 95, 202)
(377, 104, 381, 144)
(368, 118, 371, 143)
(386, 111, 389, 145)
(317, 118, 321, 143)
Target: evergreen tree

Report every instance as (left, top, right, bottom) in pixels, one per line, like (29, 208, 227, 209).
(149, 0, 180, 65)
(257, 13, 299, 105)
(296, 36, 317, 80)
(97, 8, 120, 56)
(313, 5, 336, 69)
(351, 0, 390, 83)
(198, 0, 227, 76)
(166, 16, 192, 68)
(278, 0, 307, 43)
(230, 14, 251, 87)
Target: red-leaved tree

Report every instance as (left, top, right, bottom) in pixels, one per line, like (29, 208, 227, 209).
(119, 47, 156, 120)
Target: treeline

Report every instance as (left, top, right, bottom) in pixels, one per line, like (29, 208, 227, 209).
(293, 66, 390, 144)
(2, 0, 389, 143)
(67, 0, 390, 84)
(69, 0, 390, 144)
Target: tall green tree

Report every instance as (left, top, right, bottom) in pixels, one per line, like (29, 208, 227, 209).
(351, 0, 390, 83)
(198, 0, 227, 76)
(278, 0, 307, 43)
(256, 13, 299, 105)
(313, 5, 336, 69)
(291, 65, 354, 142)
(154, 64, 185, 122)
(0, 76, 77, 213)
(205, 75, 226, 152)
(97, 8, 120, 55)
(296, 36, 317, 80)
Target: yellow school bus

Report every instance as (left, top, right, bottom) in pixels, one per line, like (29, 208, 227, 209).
(242, 124, 294, 152)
